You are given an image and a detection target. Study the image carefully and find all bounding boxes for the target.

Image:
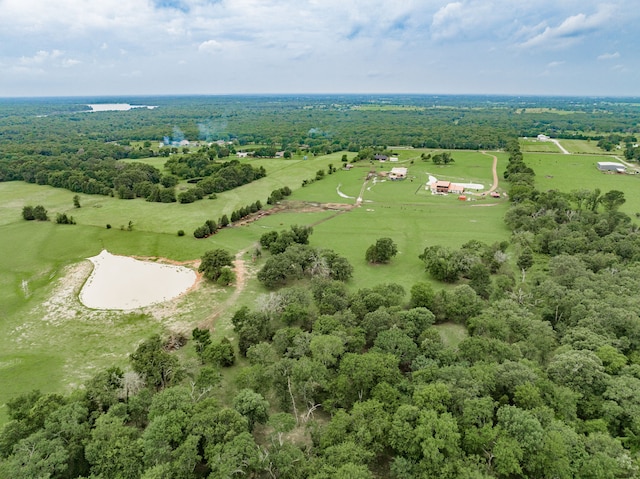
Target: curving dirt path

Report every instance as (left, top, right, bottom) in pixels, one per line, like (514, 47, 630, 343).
(481, 151, 499, 193)
(198, 248, 250, 330)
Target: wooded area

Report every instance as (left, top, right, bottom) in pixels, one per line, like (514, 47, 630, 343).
(2, 95, 640, 478)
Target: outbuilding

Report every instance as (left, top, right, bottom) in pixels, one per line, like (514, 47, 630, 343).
(449, 183, 465, 194)
(389, 167, 408, 180)
(434, 180, 451, 193)
(597, 162, 626, 173)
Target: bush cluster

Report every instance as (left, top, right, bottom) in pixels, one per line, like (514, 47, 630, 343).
(266, 186, 292, 204)
(22, 205, 48, 221)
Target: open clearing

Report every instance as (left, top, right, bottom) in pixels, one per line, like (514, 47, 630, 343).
(520, 138, 563, 153)
(527, 152, 640, 214)
(0, 148, 511, 424)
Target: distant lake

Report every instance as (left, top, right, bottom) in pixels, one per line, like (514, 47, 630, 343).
(87, 103, 157, 112)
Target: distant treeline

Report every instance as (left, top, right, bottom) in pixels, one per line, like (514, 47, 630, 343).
(0, 150, 266, 201)
(1, 95, 639, 162)
(2, 95, 640, 198)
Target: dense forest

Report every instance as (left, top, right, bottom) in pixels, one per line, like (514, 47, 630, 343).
(2, 96, 640, 478)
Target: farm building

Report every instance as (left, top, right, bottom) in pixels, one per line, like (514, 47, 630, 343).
(597, 162, 626, 173)
(430, 180, 466, 194)
(434, 181, 451, 193)
(449, 183, 464, 194)
(375, 154, 388, 161)
(389, 167, 408, 180)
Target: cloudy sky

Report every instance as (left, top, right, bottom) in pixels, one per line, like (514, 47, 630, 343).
(1, 0, 638, 97)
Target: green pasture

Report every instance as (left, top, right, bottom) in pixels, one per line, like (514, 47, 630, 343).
(520, 139, 562, 153)
(557, 139, 615, 155)
(526, 152, 640, 215)
(0, 149, 509, 424)
(268, 150, 511, 289)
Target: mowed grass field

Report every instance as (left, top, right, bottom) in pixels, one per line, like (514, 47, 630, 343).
(0, 149, 511, 423)
(520, 139, 562, 153)
(526, 152, 640, 215)
(556, 139, 616, 155)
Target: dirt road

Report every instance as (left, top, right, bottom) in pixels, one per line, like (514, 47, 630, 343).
(481, 151, 499, 192)
(198, 248, 249, 330)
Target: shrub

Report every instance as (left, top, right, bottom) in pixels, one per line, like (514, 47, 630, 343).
(55, 213, 76, 225)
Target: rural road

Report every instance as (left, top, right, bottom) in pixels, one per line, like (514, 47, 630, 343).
(481, 151, 499, 193)
(551, 138, 570, 155)
(199, 248, 249, 330)
(614, 155, 640, 173)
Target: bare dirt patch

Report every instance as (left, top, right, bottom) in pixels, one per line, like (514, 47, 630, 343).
(231, 201, 354, 227)
(32, 258, 204, 331)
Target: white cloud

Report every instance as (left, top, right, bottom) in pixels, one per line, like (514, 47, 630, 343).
(598, 52, 620, 60)
(519, 6, 613, 49)
(0, 1, 638, 96)
(431, 2, 465, 40)
(20, 50, 64, 65)
(62, 58, 81, 67)
(198, 40, 223, 53)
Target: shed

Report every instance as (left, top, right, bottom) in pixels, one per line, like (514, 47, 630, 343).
(597, 162, 626, 173)
(375, 154, 388, 162)
(389, 167, 408, 180)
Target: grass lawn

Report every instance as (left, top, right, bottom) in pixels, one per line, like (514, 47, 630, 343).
(556, 139, 615, 155)
(526, 152, 640, 216)
(0, 149, 509, 424)
(520, 139, 562, 153)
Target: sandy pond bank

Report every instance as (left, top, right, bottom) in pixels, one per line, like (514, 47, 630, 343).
(79, 250, 197, 310)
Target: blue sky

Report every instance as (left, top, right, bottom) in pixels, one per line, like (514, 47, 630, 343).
(0, 0, 638, 97)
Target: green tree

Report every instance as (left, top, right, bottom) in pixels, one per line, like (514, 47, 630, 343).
(203, 338, 236, 367)
(334, 352, 401, 407)
(0, 432, 68, 479)
(517, 247, 534, 282)
(372, 328, 419, 368)
(216, 267, 236, 286)
(365, 237, 398, 264)
(409, 282, 435, 309)
(601, 190, 626, 212)
(130, 335, 181, 390)
(199, 248, 234, 282)
(73, 194, 81, 208)
(21, 205, 35, 220)
(232, 389, 269, 431)
(85, 413, 144, 479)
